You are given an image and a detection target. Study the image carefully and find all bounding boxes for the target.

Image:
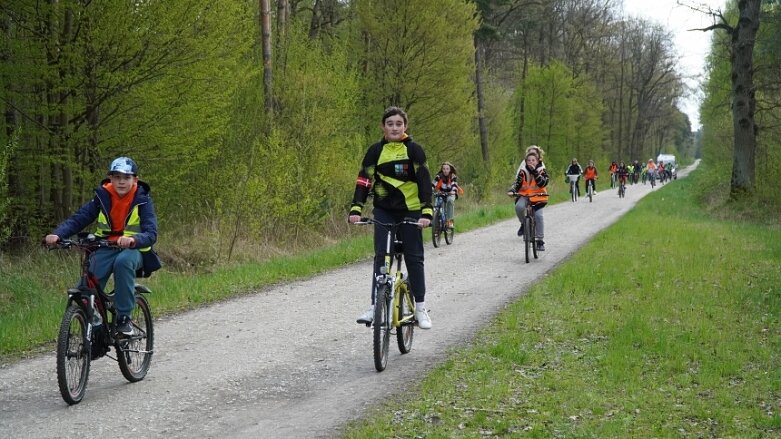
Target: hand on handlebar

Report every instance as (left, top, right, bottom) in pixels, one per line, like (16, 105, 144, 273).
(417, 218, 431, 229)
(44, 234, 60, 247)
(348, 214, 361, 224)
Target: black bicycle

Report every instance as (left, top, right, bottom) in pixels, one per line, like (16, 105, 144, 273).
(52, 233, 154, 405)
(354, 218, 420, 371)
(431, 192, 454, 248)
(510, 194, 538, 263)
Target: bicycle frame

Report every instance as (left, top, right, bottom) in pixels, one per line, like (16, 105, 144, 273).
(366, 219, 416, 329)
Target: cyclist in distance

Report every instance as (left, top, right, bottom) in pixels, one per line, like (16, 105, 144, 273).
(432, 161, 461, 229)
(349, 106, 433, 329)
(632, 160, 642, 184)
(44, 157, 160, 336)
(583, 160, 598, 195)
(507, 150, 550, 251)
(617, 161, 630, 187)
(646, 158, 657, 180)
(565, 158, 583, 197)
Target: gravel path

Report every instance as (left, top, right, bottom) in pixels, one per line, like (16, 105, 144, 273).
(0, 165, 695, 438)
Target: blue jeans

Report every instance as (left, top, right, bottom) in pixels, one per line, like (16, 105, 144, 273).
(84, 247, 142, 317)
(514, 198, 544, 240)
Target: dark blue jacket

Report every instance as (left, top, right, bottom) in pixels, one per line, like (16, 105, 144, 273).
(53, 179, 158, 250)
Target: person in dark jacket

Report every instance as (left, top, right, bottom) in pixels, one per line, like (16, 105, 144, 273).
(348, 106, 433, 329)
(45, 157, 159, 336)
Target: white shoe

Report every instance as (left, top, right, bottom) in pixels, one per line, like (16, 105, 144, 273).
(356, 306, 374, 324)
(415, 308, 432, 329)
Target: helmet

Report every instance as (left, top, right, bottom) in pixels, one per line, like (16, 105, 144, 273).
(108, 157, 138, 176)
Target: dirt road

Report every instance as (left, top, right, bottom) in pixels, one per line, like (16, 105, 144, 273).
(0, 166, 693, 438)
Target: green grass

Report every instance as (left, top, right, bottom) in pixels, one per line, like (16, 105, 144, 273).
(0, 200, 516, 360)
(343, 174, 781, 438)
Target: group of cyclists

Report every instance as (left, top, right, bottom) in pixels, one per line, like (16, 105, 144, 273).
(44, 103, 675, 338)
(564, 157, 675, 195)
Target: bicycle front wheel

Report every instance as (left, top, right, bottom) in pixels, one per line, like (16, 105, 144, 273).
(432, 210, 442, 248)
(396, 279, 414, 354)
(588, 185, 593, 203)
(571, 183, 577, 202)
(523, 214, 532, 264)
(117, 294, 154, 382)
(373, 285, 391, 371)
(531, 217, 538, 260)
(56, 304, 91, 405)
(444, 220, 454, 245)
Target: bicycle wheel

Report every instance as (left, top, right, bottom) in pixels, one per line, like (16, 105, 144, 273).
(56, 304, 91, 405)
(117, 294, 154, 382)
(373, 285, 391, 371)
(432, 209, 442, 248)
(444, 220, 454, 245)
(530, 216, 538, 260)
(523, 214, 532, 264)
(571, 183, 577, 202)
(588, 184, 593, 203)
(395, 279, 414, 354)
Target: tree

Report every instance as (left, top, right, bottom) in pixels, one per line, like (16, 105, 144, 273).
(697, 0, 762, 197)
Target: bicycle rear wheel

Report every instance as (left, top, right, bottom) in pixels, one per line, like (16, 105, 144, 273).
(117, 294, 154, 382)
(373, 285, 391, 371)
(396, 279, 414, 354)
(432, 209, 442, 248)
(523, 214, 532, 263)
(56, 304, 91, 405)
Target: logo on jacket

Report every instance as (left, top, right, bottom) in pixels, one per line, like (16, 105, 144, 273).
(395, 163, 409, 178)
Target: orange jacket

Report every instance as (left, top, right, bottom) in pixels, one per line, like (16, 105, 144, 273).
(584, 166, 598, 180)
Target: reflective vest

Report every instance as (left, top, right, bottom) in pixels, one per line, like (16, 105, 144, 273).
(516, 170, 549, 204)
(95, 204, 152, 252)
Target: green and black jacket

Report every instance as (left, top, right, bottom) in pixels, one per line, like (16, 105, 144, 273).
(350, 136, 433, 220)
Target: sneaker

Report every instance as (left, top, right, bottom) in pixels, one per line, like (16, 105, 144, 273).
(536, 240, 545, 251)
(415, 308, 432, 329)
(517, 225, 524, 236)
(356, 305, 374, 324)
(116, 315, 134, 336)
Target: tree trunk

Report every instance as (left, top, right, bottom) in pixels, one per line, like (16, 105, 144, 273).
(729, 0, 760, 197)
(260, 0, 274, 113)
(473, 36, 490, 163)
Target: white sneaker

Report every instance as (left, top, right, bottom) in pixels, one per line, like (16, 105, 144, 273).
(356, 306, 374, 324)
(415, 308, 432, 329)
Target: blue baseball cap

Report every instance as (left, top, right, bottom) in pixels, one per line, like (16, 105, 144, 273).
(108, 157, 139, 176)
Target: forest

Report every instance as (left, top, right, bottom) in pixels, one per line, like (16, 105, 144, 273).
(1, 0, 779, 265)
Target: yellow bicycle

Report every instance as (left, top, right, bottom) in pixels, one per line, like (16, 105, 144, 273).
(355, 218, 418, 371)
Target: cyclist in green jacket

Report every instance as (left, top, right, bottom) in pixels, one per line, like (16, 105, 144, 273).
(349, 106, 433, 329)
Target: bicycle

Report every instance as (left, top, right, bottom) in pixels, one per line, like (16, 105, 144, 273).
(566, 174, 580, 202)
(585, 179, 595, 203)
(52, 233, 154, 405)
(648, 169, 656, 188)
(610, 172, 617, 189)
(431, 192, 454, 248)
(618, 177, 626, 198)
(509, 194, 538, 263)
(354, 218, 419, 372)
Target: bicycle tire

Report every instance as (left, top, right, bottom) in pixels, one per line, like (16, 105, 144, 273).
(444, 221, 454, 245)
(571, 183, 577, 202)
(396, 279, 414, 354)
(529, 215, 538, 260)
(56, 304, 91, 405)
(373, 285, 391, 371)
(432, 209, 442, 248)
(588, 184, 593, 203)
(523, 214, 532, 264)
(117, 294, 154, 382)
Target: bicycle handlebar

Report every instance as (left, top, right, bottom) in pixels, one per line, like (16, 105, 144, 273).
(49, 234, 118, 251)
(353, 217, 426, 228)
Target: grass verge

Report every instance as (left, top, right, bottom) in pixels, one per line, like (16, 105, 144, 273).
(343, 173, 781, 437)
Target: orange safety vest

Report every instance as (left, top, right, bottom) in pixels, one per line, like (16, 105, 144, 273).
(515, 169, 548, 204)
(584, 166, 598, 180)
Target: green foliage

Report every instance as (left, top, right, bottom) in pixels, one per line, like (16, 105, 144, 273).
(351, 0, 479, 165)
(515, 61, 605, 173)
